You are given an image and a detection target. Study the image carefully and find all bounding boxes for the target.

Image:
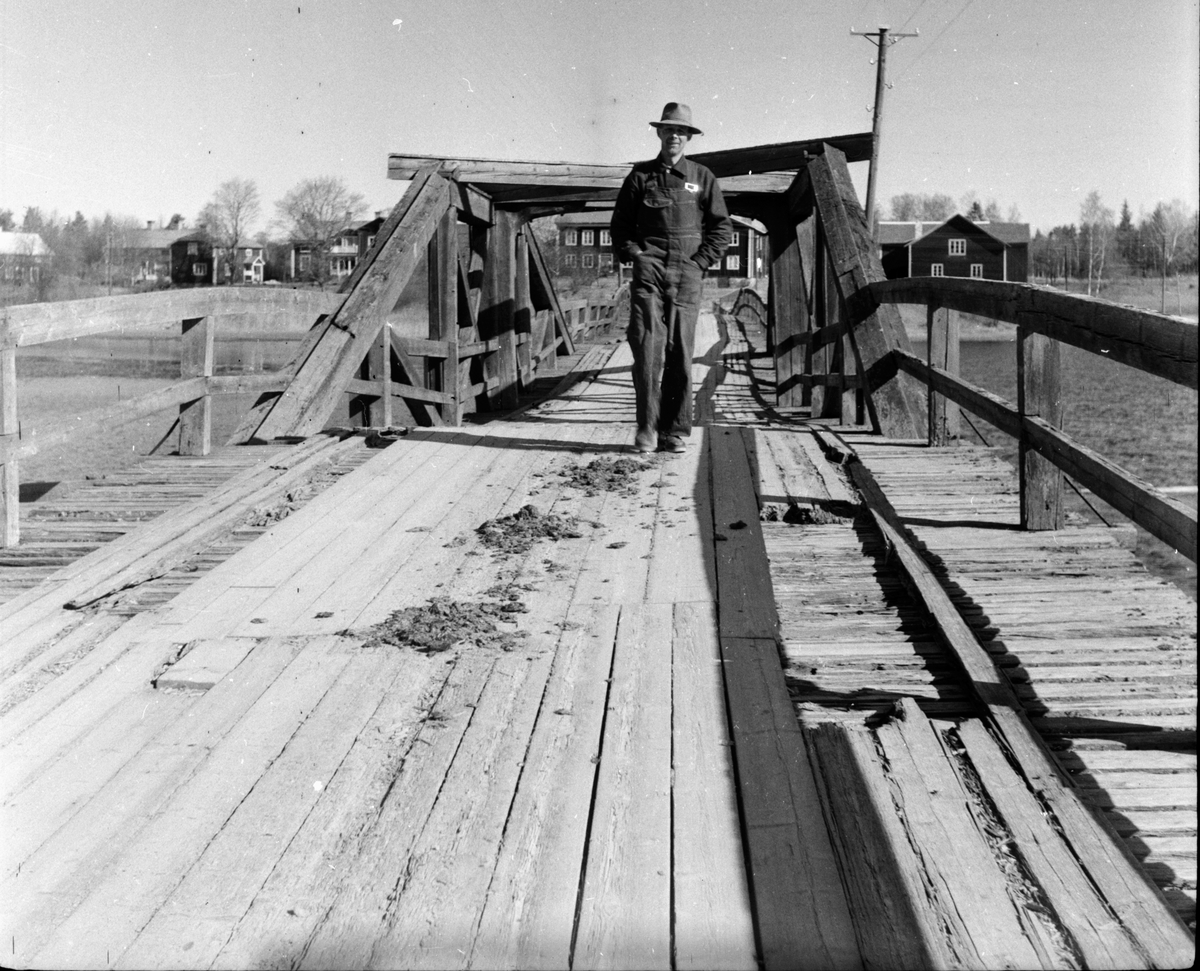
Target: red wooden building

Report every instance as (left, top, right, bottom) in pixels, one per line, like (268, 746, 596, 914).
(879, 215, 1029, 282)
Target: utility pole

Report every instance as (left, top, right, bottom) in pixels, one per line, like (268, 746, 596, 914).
(851, 25, 918, 238)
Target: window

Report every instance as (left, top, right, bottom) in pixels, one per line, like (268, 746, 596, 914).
(601, 253, 613, 267)
(245, 247, 253, 258)
(299, 252, 310, 271)
(367, 235, 376, 248)
(970, 264, 984, 279)
(188, 242, 198, 255)
(731, 231, 740, 246)
(949, 238, 966, 256)
(564, 254, 577, 267)
(193, 263, 207, 277)
(726, 254, 741, 271)
(582, 254, 595, 268)
(931, 264, 945, 277)
(564, 230, 578, 246)
(600, 229, 611, 246)
(581, 230, 594, 246)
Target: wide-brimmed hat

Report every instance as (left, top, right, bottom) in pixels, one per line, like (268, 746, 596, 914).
(649, 102, 702, 136)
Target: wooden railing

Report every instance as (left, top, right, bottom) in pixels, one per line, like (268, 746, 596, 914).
(0, 274, 626, 546)
(870, 278, 1197, 560)
(753, 144, 1197, 562)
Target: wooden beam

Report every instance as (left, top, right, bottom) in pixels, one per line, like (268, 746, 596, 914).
(870, 277, 1199, 390)
(235, 165, 450, 441)
(1017, 319, 1064, 529)
(344, 378, 456, 407)
(807, 148, 924, 437)
(514, 227, 533, 386)
(481, 211, 520, 409)
(178, 316, 214, 456)
(1, 288, 345, 349)
(926, 303, 960, 445)
(431, 206, 461, 423)
(453, 180, 493, 226)
(526, 227, 574, 357)
(386, 330, 445, 425)
(768, 216, 808, 409)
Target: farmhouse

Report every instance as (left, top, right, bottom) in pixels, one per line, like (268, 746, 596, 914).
(879, 215, 1030, 282)
(168, 232, 214, 286)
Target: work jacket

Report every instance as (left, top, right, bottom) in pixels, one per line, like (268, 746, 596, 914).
(610, 156, 732, 272)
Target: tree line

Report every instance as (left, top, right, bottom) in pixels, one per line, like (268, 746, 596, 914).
(0, 175, 371, 300)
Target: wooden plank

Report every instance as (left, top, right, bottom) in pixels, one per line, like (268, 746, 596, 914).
(574, 603, 673, 971)
(243, 166, 450, 441)
(527, 221, 575, 357)
(1018, 320, 1064, 529)
(806, 148, 923, 438)
(804, 721, 962, 969)
(432, 206, 462, 423)
(515, 226, 534, 386)
(709, 425, 781, 640)
(178, 316, 214, 456)
(720, 636, 862, 970)
(2, 287, 345, 348)
(869, 276, 1199, 389)
(875, 706, 1047, 968)
(672, 602, 757, 970)
(470, 605, 619, 970)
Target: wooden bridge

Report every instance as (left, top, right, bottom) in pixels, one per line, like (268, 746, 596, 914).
(0, 133, 1196, 970)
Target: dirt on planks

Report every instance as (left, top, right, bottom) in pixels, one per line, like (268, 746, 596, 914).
(474, 504, 591, 555)
(243, 460, 348, 528)
(347, 584, 530, 654)
(560, 457, 648, 497)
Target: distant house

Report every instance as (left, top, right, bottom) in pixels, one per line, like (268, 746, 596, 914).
(169, 233, 214, 286)
(215, 244, 266, 284)
(0, 230, 53, 284)
(878, 216, 1030, 282)
(289, 213, 387, 283)
(120, 221, 192, 284)
(555, 211, 766, 280)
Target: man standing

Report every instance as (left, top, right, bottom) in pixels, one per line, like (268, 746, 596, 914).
(610, 103, 732, 453)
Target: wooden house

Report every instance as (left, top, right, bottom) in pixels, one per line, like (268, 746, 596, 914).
(169, 233, 214, 287)
(215, 244, 266, 284)
(879, 216, 1029, 282)
(0, 230, 53, 284)
(121, 222, 192, 285)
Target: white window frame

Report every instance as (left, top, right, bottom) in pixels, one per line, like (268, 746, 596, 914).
(731, 231, 740, 246)
(564, 253, 577, 267)
(726, 254, 741, 271)
(599, 229, 611, 246)
(581, 230, 594, 246)
(582, 253, 595, 268)
(970, 263, 984, 279)
(931, 263, 945, 277)
(564, 230, 578, 246)
(192, 262, 207, 277)
(949, 238, 966, 256)
(601, 253, 613, 267)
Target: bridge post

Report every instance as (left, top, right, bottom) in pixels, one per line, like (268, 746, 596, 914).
(179, 316, 214, 455)
(514, 226, 533, 387)
(767, 217, 808, 409)
(481, 210, 520, 410)
(430, 207, 461, 424)
(1017, 317, 1064, 529)
(926, 301, 961, 445)
(1, 343, 17, 546)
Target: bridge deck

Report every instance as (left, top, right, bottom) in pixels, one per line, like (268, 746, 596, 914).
(0, 311, 1194, 969)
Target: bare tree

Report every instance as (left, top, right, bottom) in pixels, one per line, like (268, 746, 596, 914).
(1147, 199, 1194, 313)
(1080, 190, 1114, 296)
(199, 178, 261, 285)
(274, 176, 367, 288)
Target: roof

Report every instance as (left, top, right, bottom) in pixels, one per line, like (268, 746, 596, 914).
(878, 217, 1030, 247)
(0, 231, 52, 256)
(120, 228, 193, 251)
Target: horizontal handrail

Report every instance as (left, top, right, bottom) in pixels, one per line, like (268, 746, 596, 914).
(869, 277, 1198, 390)
(893, 348, 1197, 560)
(1, 288, 346, 348)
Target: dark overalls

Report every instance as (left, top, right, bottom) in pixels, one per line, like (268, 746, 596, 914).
(610, 157, 732, 443)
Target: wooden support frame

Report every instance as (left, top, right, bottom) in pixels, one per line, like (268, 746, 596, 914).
(767, 213, 808, 409)
(481, 210, 520, 409)
(806, 147, 924, 438)
(178, 316, 215, 456)
(429, 206, 461, 424)
(514, 226, 534, 387)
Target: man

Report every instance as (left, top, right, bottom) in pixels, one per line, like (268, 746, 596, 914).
(610, 103, 732, 453)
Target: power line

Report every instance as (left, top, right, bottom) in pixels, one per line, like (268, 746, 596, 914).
(896, 0, 975, 83)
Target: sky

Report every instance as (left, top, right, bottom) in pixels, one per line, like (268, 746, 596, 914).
(1, 0, 1197, 236)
